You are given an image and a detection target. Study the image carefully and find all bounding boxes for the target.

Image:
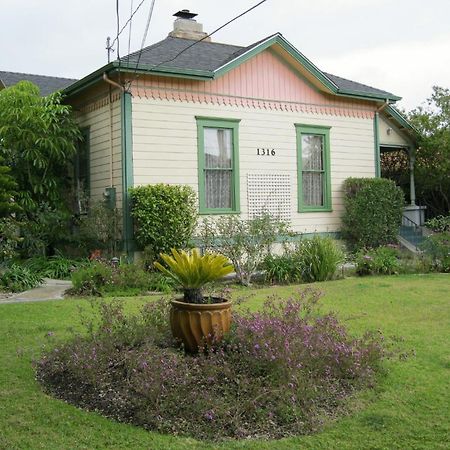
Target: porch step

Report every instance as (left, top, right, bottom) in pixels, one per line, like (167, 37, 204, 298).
(399, 224, 425, 253)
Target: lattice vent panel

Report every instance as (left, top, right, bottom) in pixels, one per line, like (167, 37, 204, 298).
(247, 174, 291, 221)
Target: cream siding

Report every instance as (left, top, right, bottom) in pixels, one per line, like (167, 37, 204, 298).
(379, 114, 412, 147)
(131, 97, 375, 234)
(75, 97, 123, 205)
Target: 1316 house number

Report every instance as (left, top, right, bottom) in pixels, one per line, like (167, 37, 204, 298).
(256, 148, 276, 156)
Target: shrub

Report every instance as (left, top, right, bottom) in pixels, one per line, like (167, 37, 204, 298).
(23, 254, 89, 280)
(130, 184, 197, 264)
(420, 232, 450, 272)
(262, 252, 303, 284)
(342, 178, 404, 250)
(425, 215, 450, 233)
(355, 246, 400, 276)
(200, 213, 292, 285)
(262, 236, 344, 284)
(0, 218, 21, 264)
(297, 235, 344, 282)
(36, 290, 385, 441)
(77, 201, 122, 258)
(68, 261, 173, 297)
(0, 264, 43, 292)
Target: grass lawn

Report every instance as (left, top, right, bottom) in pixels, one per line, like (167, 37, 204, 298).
(0, 274, 449, 449)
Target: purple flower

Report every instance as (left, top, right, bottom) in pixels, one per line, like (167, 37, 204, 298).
(204, 410, 215, 421)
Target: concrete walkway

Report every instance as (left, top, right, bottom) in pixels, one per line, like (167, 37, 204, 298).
(0, 278, 72, 304)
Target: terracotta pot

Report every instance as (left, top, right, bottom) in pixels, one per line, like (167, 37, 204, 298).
(170, 298, 232, 353)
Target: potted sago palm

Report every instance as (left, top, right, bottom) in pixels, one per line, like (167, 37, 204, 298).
(154, 248, 234, 352)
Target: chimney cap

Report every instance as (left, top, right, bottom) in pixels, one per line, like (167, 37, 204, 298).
(173, 9, 198, 20)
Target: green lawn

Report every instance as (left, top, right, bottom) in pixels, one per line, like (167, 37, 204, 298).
(1, 274, 449, 449)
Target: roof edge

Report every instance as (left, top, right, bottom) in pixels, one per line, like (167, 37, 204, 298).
(385, 105, 419, 137)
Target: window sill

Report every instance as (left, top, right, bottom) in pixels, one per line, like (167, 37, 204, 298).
(199, 209, 241, 215)
(298, 207, 333, 213)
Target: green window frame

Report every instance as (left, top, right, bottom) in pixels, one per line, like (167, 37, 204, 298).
(196, 116, 240, 214)
(295, 124, 332, 212)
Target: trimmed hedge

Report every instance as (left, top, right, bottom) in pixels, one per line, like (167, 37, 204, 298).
(341, 178, 404, 250)
(129, 184, 197, 263)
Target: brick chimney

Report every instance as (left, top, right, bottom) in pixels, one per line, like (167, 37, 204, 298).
(169, 10, 211, 41)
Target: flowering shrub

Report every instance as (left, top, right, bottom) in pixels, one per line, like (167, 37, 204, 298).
(36, 291, 385, 441)
(355, 246, 400, 276)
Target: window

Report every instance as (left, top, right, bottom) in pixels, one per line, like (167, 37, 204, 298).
(75, 127, 90, 214)
(295, 124, 331, 212)
(196, 117, 240, 213)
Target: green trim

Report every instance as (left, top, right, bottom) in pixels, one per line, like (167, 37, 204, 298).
(121, 91, 135, 257)
(374, 112, 380, 178)
(295, 124, 332, 213)
(385, 105, 419, 135)
(63, 34, 401, 104)
(196, 117, 240, 215)
(213, 33, 400, 102)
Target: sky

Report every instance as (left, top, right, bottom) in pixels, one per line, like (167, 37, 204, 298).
(2, 0, 449, 110)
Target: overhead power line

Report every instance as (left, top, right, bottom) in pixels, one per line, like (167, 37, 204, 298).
(110, 0, 147, 49)
(127, 0, 268, 87)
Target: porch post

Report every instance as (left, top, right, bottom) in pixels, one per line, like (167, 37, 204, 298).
(408, 148, 416, 206)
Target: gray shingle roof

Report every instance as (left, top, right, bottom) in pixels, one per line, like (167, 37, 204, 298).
(0, 71, 77, 96)
(121, 36, 397, 99)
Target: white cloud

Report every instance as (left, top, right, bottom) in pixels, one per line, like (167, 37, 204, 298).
(317, 34, 450, 110)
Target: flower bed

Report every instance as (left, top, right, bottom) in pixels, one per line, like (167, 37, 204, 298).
(36, 290, 385, 441)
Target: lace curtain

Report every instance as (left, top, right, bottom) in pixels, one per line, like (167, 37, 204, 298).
(301, 134, 324, 206)
(204, 128, 232, 209)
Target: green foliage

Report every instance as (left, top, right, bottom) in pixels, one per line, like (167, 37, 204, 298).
(262, 252, 303, 284)
(23, 255, 89, 280)
(0, 155, 21, 217)
(342, 177, 404, 250)
(408, 86, 450, 216)
(19, 204, 72, 257)
(0, 81, 81, 211)
(155, 248, 233, 303)
(296, 235, 344, 282)
(0, 218, 22, 264)
(0, 263, 43, 292)
(420, 232, 450, 272)
(425, 215, 450, 233)
(69, 261, 173, 297)
(77, 201, 122, 257)
(355, 246, 401, 276)
(130, 184, 197, 263)
(200, 213, 292, 285)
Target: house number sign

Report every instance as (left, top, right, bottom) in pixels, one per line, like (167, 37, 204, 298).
(256, 148, 276, 156)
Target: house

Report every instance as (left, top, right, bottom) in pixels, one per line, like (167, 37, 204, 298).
(0, 71, 76, 96)
(61, 10, 420, 254)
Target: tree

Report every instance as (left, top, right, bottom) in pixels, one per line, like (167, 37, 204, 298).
(408, 86, 450, 216)
(0, 155, 21, 217)
(0, 81, 81, 212)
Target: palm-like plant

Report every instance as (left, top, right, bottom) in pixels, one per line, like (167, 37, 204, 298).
(154, 248, 234, 304)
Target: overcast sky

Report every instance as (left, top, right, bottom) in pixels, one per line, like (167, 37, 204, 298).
(2, 0, 449, 110)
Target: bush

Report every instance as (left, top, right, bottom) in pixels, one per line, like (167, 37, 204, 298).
(36, 290, 385, 441)
(342, 178, 404, 250)
(425, 215, 450, 233)
(200, 213, 292, 285)
(23, 254, 89, 280)
(355, 246, 400, 276)
(0, 218, 21, 264)
(420, 232, 450, 272)
(130, 184, 197, 264)
(0, 264, 43, 292)
(262, 236, 344, 284)
(262, 252, 303, 284)
(68, 261, 173, 297)
(77, 201, 122, 258)
(297, 235, 344, 282)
